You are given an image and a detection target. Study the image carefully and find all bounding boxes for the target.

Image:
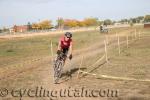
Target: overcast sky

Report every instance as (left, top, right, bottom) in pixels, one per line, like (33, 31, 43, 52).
(0, 0, 150, 28)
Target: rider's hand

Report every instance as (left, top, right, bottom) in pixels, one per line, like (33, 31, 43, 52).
(69, 54, 72, 60)
(57, 50, 61, 55)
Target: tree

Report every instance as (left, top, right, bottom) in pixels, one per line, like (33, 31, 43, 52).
(130, 22, 134, 27)
(27, 22, 32, 31)
(2, 27, 9, 32)
(77, 21, 86, 27)
(144, 15, 150, 22)
(98, 20, 103, 26)
(119, 19, 128, 24)
(0, 29, 2, 33)
(32, 23, 39, 30)
(129, 18, 137, 23)
(112, 21, 116, 25)
(83, 18, 99, 26)
(32, 20, 52, 30)
(64, 19, 78, 28)
(136, 16, 144, 23)
(57, 18, 64, 29)
(39, 20, 52, 29)
(103, 19, 112, 25)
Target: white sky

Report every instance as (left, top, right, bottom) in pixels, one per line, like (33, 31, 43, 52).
(0, 0, 150, 28)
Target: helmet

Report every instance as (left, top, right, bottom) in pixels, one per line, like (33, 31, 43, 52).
(65, 32, 72, 38)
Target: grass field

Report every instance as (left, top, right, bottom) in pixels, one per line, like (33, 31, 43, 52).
(0, 26, 150, 100)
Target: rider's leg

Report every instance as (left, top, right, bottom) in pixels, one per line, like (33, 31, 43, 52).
(62, 48, 72, 76)
(62, 48, 69, 66)
(55, 48, 63, 60)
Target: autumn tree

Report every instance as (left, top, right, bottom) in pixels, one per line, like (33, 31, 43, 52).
(39, 20, 52, 29)
(77, 21, 86, 27)
(83, 18, 99, 26)
(32, 23, 39, 30)
(32, 20, 52, 30)
(144, 15, 150, 22)
(64, 19, 78, 28)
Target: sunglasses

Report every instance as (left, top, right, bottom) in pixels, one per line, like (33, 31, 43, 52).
(66, 36, 71, 38)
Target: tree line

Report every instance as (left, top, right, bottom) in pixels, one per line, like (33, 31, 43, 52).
(31, 18, 100, 30)
(0, 15, 150, 33)
(26, 15, 150, 30)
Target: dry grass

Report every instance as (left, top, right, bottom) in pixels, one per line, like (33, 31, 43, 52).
(1, 26, 150, 100)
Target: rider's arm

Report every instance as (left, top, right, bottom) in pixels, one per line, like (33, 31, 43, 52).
(57, 41, 61, 51)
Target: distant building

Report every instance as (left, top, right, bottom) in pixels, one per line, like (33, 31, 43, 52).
(13, 25, 30, 32)
(144, 22, 150, 28)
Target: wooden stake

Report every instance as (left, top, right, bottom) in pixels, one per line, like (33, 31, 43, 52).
(126, 35, 129, 48)
(77, 56, 84, 79)
(115, 33, 118, 46)
(135, 29, 137, 39)
(138, 31, 141, 39)
(132, 32, 134, 41)
(117, 35, 121, 55)
(104, 40, 108, 62)
(50, 41, 54, 62)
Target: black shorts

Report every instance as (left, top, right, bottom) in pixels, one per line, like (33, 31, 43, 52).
(62, 48, 69, 55)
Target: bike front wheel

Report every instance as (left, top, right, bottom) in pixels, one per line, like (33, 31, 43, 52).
(53, 60, 64, 84)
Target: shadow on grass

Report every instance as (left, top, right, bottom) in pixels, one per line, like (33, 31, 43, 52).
(58, 67, 87, 84)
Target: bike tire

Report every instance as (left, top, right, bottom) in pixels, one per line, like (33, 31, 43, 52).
(53, 60, 63, 83)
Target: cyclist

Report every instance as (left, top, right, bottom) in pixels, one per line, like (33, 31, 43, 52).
(56, 32, 73, 63)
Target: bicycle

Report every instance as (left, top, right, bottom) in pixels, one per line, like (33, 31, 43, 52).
(100, 28, 108, 33)
(53, 51, 66, 84)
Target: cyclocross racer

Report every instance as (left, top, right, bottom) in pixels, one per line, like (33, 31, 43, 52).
(57, 32, 73, 63)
